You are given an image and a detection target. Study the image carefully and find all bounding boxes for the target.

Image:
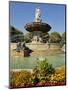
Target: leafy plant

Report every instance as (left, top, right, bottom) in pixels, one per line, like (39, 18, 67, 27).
(32, 58, 55, 84)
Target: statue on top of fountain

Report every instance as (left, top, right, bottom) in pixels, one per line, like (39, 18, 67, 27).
(35, 8, 42, 22)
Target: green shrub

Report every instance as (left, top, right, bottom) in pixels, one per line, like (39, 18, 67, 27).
(32, 58, 55, 84)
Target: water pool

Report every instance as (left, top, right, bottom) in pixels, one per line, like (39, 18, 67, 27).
(10, 54, 65, 69)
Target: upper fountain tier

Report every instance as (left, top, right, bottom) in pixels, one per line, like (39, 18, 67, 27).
(25, 8, 51, 33)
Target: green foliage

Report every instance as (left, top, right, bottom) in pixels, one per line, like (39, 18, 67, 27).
(50, 32, 61, 43)
(10, 26, 24, 42)
(10, 26, 23, 36)
(33, 58, 55, 82)
(61, 32, 66, 45)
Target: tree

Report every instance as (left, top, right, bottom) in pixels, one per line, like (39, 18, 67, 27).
(10, 26, 24, 42)
(10, 26, 23, 36)
(61, 32, 66, 45)
(50, 32, 61, 43)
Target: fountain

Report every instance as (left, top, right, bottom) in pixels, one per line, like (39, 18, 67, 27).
(25, 8, 51, 51)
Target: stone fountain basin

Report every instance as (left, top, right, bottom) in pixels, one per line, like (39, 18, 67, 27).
(25, 22, 51, 33)
(26, 43, 61, 51)
(26, 43, 49, 50)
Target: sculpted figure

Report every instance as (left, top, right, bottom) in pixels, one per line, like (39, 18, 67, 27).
(35, 8, 41, 22)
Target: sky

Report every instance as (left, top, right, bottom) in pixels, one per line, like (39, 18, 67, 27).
(9, 1, 66, 34)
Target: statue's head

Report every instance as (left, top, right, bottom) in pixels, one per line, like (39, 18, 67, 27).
(36, 8, 40, 12)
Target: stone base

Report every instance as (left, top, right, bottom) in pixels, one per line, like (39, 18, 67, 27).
(26, 43, 64, 56)
(49, 43, 61, 50)
(30, 49, 64, 56)
(26, 43, 49, 51)
(10, 43, 64, 57)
